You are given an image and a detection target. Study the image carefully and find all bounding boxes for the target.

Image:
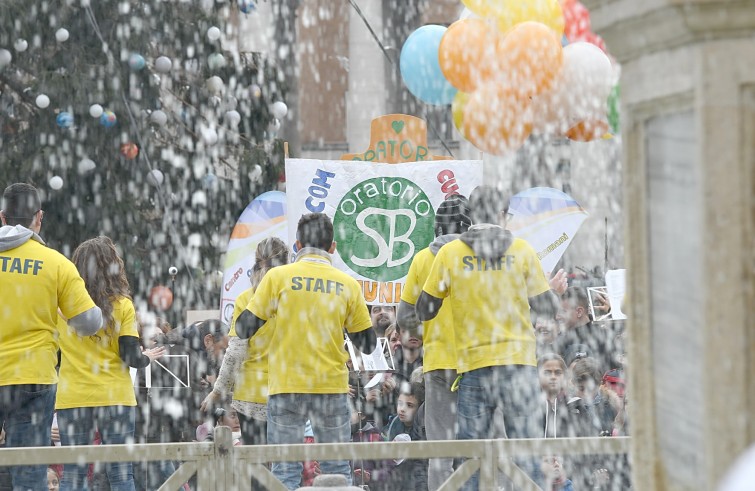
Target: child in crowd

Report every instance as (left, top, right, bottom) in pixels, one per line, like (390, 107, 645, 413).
(539, 456, 574, 491)
(196, 407, 243, 446)
(535, 353, 592, 439)
(47, 467, 60, 491)
(373, 382, 427, 491)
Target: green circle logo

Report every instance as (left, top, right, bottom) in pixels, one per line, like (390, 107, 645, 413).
(333, 177, 435, 281)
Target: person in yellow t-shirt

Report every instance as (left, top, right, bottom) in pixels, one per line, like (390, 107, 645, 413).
(0, 183, 102, 491)
(417, 186, 559, 491)
(201, 236, 290, 450)
(55, 236, 165, 491)
(235, 213, 375, 490)
(397, 193, 471, 491)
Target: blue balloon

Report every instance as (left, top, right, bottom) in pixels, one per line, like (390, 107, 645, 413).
(238, 0, 256, 14)
(100, 110, 117, 128)
(56, 112, 74, 128)
(128, 53, 146, 71)
(400, 25, 457, 106)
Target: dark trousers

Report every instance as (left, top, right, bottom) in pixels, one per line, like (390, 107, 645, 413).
(0, 384, 57, 491)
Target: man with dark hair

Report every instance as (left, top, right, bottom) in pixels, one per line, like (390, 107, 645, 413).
(557, 286, 613, 374)
(235, 212, 375, 489)
(397, 193, 471, 490)
(295, 212, 334, 251)
(416, 185, 559, 491)
(0, 183, 102, 490)
(368, 304, 395, 337)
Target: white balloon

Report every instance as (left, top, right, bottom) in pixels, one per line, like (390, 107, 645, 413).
(147, 169, 165, 186)
(14, 39, 28, 52)
(155, 56, 172, 73)
(206, 75, 224, 94)
(49, 176, 64, 190)
(533, 42, 613, 134)
(270, 101, 288, 120)
(225, 110, 241, 127)
(89, 104, 103, 118)
(249, 84, 262, 99)
(77, 158, 96, 174)
(207, 53, 227, 70)
(207, 26, 221, 41)
(35, 94, 50, 109)
(202, 127, 218, 145)
(267, 118, 281, 135)
(249, 164, 263, 182)
(55, 28, 70, 43)
(0, 49, 12, 69)
(150, 110, 168, 126)
(191, 190, 208, 207)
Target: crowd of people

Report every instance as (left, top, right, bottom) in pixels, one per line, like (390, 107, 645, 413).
(0, 182, 629, 491)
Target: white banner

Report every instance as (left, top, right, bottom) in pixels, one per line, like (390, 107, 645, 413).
(285, 159, 483, 305)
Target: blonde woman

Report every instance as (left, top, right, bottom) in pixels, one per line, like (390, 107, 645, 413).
(56, 236, 164, 491)
(201, 237, 289, 446)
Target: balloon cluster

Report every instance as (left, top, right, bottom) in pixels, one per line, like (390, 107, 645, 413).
(400, 0, 617, 155)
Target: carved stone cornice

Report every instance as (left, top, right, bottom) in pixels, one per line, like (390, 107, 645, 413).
(582, 0, 755, 63)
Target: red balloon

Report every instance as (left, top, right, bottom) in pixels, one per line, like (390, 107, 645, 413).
(149, 286, 174, 311)
(561, 0, 591, 41)
(120, 142, 139, 160)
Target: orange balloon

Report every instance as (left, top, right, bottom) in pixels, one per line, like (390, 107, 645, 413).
(497, 21, 563, 98)
(439, 19, 502, 93)
(462, 84, 533, 155)
(565, 119, 609, 141)
(149, 285, 174, 311)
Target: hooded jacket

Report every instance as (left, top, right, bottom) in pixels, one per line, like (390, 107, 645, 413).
(0, 225, 101, 336)
(458, 224, 513, 264)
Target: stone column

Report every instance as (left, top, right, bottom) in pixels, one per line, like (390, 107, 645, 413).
(346, 1, 389, 153)
(584, 1, 755, 490)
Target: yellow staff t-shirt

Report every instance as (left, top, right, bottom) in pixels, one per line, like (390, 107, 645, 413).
(229, 286, 274, 404)
(245, 252, 372, 396)
(401, 247, 457, 372)
(56, 296, 139, 408)
(0, 239, 95, 386)
(422, 238, 550, 373)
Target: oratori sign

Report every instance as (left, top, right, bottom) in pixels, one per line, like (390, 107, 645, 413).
(337, 114, 457, 302)
(340, 114, 453, 163)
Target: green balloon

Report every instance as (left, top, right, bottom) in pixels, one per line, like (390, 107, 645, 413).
(608, 84, 620, 134)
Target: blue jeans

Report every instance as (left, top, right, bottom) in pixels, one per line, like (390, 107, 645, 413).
(0, 384, 56, 491)
(456, 365, 539, 491)
(267, 394, 352, 490)
(57, 405, 136, 491)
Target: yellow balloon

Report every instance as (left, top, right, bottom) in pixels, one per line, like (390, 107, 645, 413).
(495, 0, 564, 37)
(461, 0, 497, 18)
(452, 92, 470, 136)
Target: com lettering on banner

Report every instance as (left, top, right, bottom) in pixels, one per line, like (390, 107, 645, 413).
(285, 158, 483, 306)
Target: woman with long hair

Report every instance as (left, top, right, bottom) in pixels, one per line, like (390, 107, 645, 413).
(56, 236, 164, 491)
(201, 237, 289, 447)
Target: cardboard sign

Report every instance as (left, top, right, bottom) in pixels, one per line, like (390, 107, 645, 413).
(340, 114, 452, 163)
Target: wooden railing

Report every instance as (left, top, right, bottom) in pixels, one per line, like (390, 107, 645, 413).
(0, 427, 630, 490)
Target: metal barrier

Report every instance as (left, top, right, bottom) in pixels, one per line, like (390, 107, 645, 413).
(0, 427, 630, 491)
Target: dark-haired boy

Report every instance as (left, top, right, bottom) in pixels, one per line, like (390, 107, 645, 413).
(235, 212, 374, 489)
(397, 193, 471, 490)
